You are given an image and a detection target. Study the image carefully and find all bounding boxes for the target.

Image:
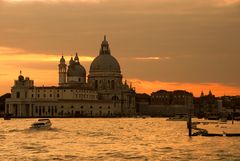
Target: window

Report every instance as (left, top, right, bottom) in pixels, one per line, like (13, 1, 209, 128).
(57, 94, 60, 98)
(95, 80, 98, 89)
(50, 94, 52, 97)
(99, 106, 102, 109)
(32, 94, 34, 98)
(16, 92, 20, 98)
(90, 106, 93, 109)
(111, 80, 115, 89)
(81, 106, 84, 109)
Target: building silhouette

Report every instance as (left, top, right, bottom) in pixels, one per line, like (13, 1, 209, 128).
(5, 36, 136, 117)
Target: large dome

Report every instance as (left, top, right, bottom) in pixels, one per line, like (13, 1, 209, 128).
(90, 54, 121, 73)
(89, 36, 121, 73)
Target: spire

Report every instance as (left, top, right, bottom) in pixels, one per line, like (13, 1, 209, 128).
(209, 90, 213, 96)
(104, 35, 107, 41)
(70, 57, 74, 65)
(100, 35, 111, 55)
(74, 52, 79, 62)
(60, 55, 65, 64)
(20, 70, 22, 75)
(201, 91, 204, 97)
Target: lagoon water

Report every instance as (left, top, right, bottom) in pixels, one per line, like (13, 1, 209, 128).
(0, 118, 240, 161)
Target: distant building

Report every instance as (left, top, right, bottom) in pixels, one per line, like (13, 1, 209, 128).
(194, 91, 223, 118)
(5, 36, 136, 117)
(0, 93, 11, 116)
(138, 90, 193, 117)
(136, 93, 151, 114)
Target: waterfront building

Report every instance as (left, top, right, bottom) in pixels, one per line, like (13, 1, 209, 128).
(5, 36, 136, 117)
(138, 90, 193, 117)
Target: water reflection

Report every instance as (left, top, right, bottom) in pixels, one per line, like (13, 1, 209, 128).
(0, 118, 239, 160)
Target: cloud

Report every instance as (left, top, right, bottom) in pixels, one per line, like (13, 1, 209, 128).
(135, 57, 160, 60)
(0, 46, 95, 62)
(0, 46, 25, 54)
(0, 73, 8, 76)
(128, 78, 240, 97)
(134, 56, 171, 61)
(216, 0, 240, 6)
(3, 0, 103, 3)
(0, 0, 240, 91)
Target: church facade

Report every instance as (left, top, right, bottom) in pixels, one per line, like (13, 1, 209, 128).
(5, 36, 136, 117)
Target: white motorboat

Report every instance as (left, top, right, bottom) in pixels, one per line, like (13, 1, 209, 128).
(31, 119, 52, 129)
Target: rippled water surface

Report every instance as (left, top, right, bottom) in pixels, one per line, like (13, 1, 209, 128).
(0, 118, 240, 161)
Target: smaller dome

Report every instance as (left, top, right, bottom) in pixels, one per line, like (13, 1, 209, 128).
(18, 71, 24, 81)
(18, 75, 24, 81)
(67, 62, 86, 77)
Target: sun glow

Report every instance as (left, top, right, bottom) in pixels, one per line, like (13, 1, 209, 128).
(129, 78, 240, 97)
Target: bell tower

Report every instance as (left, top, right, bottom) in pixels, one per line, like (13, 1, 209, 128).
(59, 55, 67, 86)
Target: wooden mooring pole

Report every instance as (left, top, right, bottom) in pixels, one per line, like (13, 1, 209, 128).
(187, 114, 192, 137)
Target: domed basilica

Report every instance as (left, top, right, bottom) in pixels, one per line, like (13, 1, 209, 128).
(5, 36, 136, 117)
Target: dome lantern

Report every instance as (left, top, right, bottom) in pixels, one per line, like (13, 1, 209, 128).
(100, 35, 111, 55)
(74, 52, 79, 62)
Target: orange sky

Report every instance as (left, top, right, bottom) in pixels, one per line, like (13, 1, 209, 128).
(0, 0, 240, 97)
(0, 49, 239, 97)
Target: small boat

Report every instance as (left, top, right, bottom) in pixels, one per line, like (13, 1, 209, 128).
(31, 119, 52, 129)
(3, 113, 13, 120)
